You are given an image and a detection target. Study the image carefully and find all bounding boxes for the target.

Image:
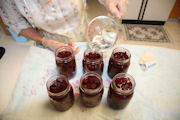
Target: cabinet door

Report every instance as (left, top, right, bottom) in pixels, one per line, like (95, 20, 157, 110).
(124, 0, 142, 19)
(143, 0, 176, 21)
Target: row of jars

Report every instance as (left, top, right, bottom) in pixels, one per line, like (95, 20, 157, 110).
(55, 46, 131, 79)
(46, 46, 135, 111)
(47, 72, 135, 111)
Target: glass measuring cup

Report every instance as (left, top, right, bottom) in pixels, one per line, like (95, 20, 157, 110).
(87, 16, 122, 52)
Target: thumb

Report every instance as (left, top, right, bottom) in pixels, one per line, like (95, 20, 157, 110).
(74, 46, 80, 54)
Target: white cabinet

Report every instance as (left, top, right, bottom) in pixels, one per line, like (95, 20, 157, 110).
(143, 0, 175, 21)
(124, 0, 176, 21)
(124, 0, 142, 19)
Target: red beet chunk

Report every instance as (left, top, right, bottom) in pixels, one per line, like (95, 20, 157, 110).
(115, 77, 132, 90)
(86, 52, 101, 60)
(57, 51, 72, 58)
(50, 78, 68, 93)
(114, 52, 129, 60)
(82, 76, 100, 89)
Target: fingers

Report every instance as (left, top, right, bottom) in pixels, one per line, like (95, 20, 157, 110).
(68, 41, 74, 47)
(109, 2, 121, 18)
(54, 40, 80, 54)
(109, 2, 119, 18)
(74, 46, 80, 54)
(118, 1, 127, 17)
(107, 0, 128, 19)
(67, 41, 80, 54)
(116, 4, 124, 18)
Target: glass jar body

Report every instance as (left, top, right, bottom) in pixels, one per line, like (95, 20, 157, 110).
(79, 72, 104, 107)
(55, 47, 76, 79)
(83, 49, 104, 75)
(46, 75, 74, 111)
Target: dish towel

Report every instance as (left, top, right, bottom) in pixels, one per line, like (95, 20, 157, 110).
(1, 43, 180, 120)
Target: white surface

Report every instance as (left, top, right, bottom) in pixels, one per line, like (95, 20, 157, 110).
(124, 0, 142, 19)
(0, 34, 31, 113)
(0, 42, 180, 120)
(143, 0, 175, 21)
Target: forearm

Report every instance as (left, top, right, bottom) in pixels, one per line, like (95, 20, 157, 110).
(17, 24, 80, 53)
(19, 28, 43, 43)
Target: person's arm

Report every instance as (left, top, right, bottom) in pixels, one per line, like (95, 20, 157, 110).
(0, 0, 32, 37)
(0, 0, 44, 44)
(19, 28, 43, 43)
(19, 28, 79, 52)
(0, 0, 79, 52)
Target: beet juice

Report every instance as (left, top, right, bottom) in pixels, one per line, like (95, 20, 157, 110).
(83, 48, 104, 75)
(55, 46, 76, 79)
(79, 72, 104, 107)
(107, 73, 135, 109)
(46, 75, 74, 111)
(108, 47, 131, 78)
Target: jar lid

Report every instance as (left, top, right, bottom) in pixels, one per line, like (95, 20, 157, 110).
(87, 16, 122, 52)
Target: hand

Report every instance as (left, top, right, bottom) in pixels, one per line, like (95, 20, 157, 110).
(42, 37, 80, 53)
(104, 0, 128, 19)
(67, 41, 80, 54)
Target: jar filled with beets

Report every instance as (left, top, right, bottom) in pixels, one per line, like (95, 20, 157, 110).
(108, 47, 131, 78)
(83, 48, 104, 75)
(107, 73, 135, 109)
(46, 75, 74, 111)
(55, 46, 76, 79)
(79, 72, 104, 107)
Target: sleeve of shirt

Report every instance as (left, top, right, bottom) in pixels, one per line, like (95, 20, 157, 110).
(0, 0, 32, 35)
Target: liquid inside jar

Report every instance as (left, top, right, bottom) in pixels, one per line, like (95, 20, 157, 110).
(108, 47, 131, 78)
(79, 72, 104, 107)
(107, 73, 135, 109)
(83, 49, 104, 75)
(46, 75, 74, 111)
(55, 47, 76, 79)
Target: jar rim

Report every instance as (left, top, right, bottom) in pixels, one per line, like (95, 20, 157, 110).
(84, 48, 103, 63)
(46, 75, 71, 97)
(112, 47, 131, 63)
(55, 46, 74, 62)
(79, 72, 103, 95)
(111, 73, 135, 95)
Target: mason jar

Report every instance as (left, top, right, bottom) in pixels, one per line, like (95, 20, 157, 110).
(46, 75, 74, 111)
(83, 48, 104, 75)
(55, 46, 76, 79)
(79, 72, 104, 107)
(108, 47, 131, 78)
(107, 73, 135, 109)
